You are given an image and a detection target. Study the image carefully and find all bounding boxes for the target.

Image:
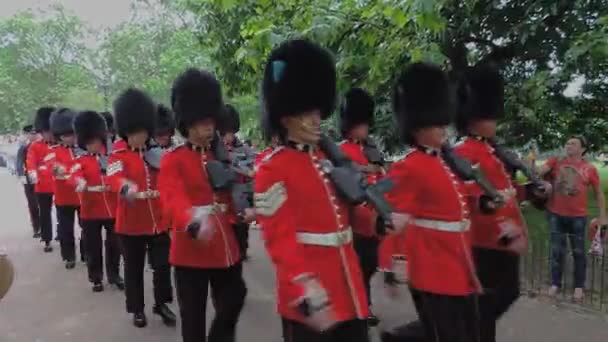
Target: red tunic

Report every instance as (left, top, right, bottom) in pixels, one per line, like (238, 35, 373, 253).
(106, 146, 167, 235)
(158, 144, 241, 269)
(454, 137, 528, 251)
(254, 145, 369, 324)
(47, 144, 80, 206)
(68, 154, 117, 220)
(26, 140, 54, 194)
(383, 148, 481, 296)
(339, 140, 383, 237)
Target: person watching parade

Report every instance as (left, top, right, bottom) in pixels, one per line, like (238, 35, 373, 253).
(538, 135, 607, 302)
(154, 104, 176, 149)
(337, 87, 384, 327)
(69, 110, 123, 293)
(47, 108, 82, 269)
(158, 68, 246, 342)
(255, 38, 370, 342)
(26, 106, 56, 252)
(16, 124, 41, 238)
(107, 88, 175, 328)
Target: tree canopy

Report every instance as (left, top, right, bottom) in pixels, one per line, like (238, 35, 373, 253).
(0, 0, 606, 151)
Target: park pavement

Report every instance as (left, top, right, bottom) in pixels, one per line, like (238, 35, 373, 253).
(0, 168, 606, 342)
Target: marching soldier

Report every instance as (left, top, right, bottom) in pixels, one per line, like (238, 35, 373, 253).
(255, 39, 369, 342)
(338, 87, 384, 326)
(47, 108, 81, 269)
(107, 89, 175, 328)
(70, 110, 123, 292)
(16, 124, 40, 238)
(218, 104, 256, 259)
(158, 68, 246, 342)
(380, 62, 483, 342)
(154, 104, 176, 149)
(452, 65, 549, 342)
(26, 107, 56, 252)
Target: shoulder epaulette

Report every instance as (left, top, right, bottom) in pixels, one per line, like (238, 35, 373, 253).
(112, 148, 126, 154)
(393, 148, 416, 162)
(166, 143, 185, 153)
(338, 140, 347, 146)
(261, 146, 285, 165)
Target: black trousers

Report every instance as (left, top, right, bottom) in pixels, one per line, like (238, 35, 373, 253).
(83, 219, 121, 283)
(281, 318, 369, 342)
(233, 223, 249, 256)
(56, 205, 79, 261)
(175, 263, 247, 342)
(23, 184, 40, 234)
(36, 193, 53, 243)
(410, 288, 480, 342)
(473, 247, 520, 342)
(353, 235, 379, 308)
(118, 233, 173, 313)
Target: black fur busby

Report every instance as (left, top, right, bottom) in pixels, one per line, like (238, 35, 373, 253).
(50, 108, 77, 138)
(156, 104, 175, 136)
(392, 62, 453, 143)
(261, 39, 336, 137)
(339, 87, 375, 137)
(100, 112, 114, 133)
(34, 106, 55, 133)
(218, 104, 240, 135)
(74, 111, 107, 150)
(113, 88, 157, 140)
(455, 64, 504, 132)
(171, 68, 223, 137)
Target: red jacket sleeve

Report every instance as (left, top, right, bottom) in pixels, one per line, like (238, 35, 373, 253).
(106, 153, 129, 193)
(67, 160, 85, 188)
(158, 152, 193, 231)
(254, 160, 313, 286)
(25, 142, 39, 179)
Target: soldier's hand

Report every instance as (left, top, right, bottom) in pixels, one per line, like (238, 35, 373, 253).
(120, 182, 138, 200)
(295, 277, 336, 331)
(75, 179, 87, 192)
(242, 208, 256, 223)
(53, 164, 66, 177)
(389, 213, 410, 233)
(28, 171, 38, 184)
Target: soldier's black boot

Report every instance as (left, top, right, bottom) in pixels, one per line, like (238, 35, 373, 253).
(92, 282, 104, 292)
(153, 303, 176, 327)
(368, 313, 380, 327)
(65, 260, 76, 269)
(109, 276, 125, 291)
(43, 241, 53, 253)
(133, 312, 147, 328)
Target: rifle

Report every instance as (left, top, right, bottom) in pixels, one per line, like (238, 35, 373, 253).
(491, 142, 548, 209)
(440, 144, 505, 210)
(318, 134, 394, 225)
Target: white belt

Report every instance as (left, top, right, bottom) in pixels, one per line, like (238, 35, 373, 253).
(296, 228, 353, 247)
(412, 219, 470, 232)
(498, 187, 516, 200)
(39, 166, 47, 171)
(87, 185, 110, 192)
(133, 190, 160, 199)
(192, 204, 228, 214)
(55, 176, 68, 180)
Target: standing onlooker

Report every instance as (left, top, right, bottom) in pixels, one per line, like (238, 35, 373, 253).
(539, 135, 607, 301)
(16, 124, 40, 238)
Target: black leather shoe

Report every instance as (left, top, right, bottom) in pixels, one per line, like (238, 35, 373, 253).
(43, 243, 53, 253)
(65, 260, 76, 269)
(92, 282, 104, 292)
(33, 232, 41, 238)
(153, 304, 176, 327)
(133, 312, 147, 328)
(367, 313, 380, 327)
(109, 277, 125, 291)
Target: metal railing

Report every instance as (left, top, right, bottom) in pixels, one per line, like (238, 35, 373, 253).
(521, 235, 608, 313)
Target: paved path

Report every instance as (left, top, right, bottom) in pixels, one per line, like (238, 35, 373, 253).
(0, 169, 606, 342)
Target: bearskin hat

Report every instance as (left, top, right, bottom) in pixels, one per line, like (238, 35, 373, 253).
(218, 104, 240, 135)
(392, 62, 453, 143)
(34, 106, 55, 133)
(171, 68, 223, 137)
(50, 108, 77, 138)
(455, 64, 504, 132)
(339, 87, 375, 137)
(261, 39, 336, 137)
(74, 111, 107, 150)
(100, 112, 114, 132)
(113, 88, 157, 140)
(156, 104, 175, 136)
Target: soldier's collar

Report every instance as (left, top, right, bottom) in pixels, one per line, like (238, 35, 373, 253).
(128, 145, 148, 152)
(414, 144, 440, 156)
(348, 138, 364, 145)
(467, 134, 493, 143)
(286, 140, 314, 153)
(186, 141, 210, 152)
(59, 143, 74, 148)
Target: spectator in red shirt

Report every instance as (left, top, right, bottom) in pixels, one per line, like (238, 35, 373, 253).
(539, 135, 607, 301)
